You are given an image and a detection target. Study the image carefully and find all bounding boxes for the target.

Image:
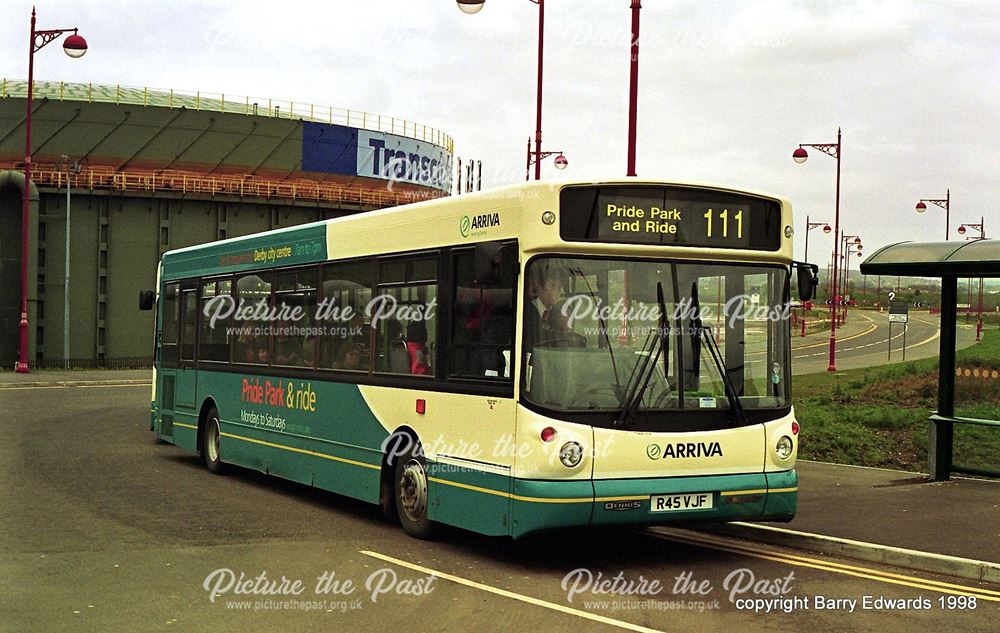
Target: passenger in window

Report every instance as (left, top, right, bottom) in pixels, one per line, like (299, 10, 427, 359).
(405, 321, 431, 375)
(237, 332, 267, 364)
(274, 336, 299, 366)
(335, 343, 365, 371)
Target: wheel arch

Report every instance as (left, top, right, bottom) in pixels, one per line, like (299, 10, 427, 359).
(379, 425, 420, 515)
(197, 397, 219, 457)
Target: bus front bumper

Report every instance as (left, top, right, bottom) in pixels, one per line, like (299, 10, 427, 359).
(510, 469, 797, 539)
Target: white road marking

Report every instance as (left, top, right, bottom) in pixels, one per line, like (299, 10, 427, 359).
(360, 550, 667, 633)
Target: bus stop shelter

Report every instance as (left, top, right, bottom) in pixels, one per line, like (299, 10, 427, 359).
(860, 239, 1000, 480)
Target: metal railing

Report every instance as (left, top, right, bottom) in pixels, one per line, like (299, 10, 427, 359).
(0, 162, 445, 207)
(0, 79, 454, 152)
(28, 356, 153, 370)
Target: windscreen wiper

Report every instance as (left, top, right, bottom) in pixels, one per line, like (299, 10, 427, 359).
(616, 282, 668, 427)
(690, 282, 746, 426)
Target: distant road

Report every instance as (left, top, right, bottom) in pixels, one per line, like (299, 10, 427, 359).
(791, 309, 977, 375)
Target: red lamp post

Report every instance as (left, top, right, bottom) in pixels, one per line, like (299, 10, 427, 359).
(626, 0, 641, 177)
(958, 218, 987, 341)
(800, 216, 831, 336)
(915, 188, 950, 240)
(840, 234, 862, 325)
(458, 0, 569, 180)
(15, 8, 88, 373)
(792, 128, 843, 371)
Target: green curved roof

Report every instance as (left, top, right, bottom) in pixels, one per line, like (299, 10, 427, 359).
(860, 240, 1000, 276)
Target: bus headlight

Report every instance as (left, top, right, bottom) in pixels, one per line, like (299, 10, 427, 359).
(776, 436, 794, 461)
(559, 441, 583, 468)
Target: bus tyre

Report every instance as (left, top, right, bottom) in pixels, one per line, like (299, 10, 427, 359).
(394, 442, 435, 539)
(202, 407, 229, 476)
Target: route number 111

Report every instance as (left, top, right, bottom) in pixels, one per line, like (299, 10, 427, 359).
(704, 209, 743, 239)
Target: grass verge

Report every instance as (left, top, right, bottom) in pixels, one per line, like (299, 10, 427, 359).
(793, 329, 1000, 473)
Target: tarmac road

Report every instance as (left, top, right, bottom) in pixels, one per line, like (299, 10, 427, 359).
(1, 382, 996, 632)
(791, 310, 978, 375)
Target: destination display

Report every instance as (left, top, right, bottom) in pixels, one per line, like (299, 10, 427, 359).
(559, 185, 783, 250)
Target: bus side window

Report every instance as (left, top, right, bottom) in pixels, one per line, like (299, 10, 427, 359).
(179, 286, 198, 362)
(319, 260, 373, 371)
(450, 249, 514, 380)
(375, 255, 437, 376)
(273, 269, 318, 368)
(199, 279, 233, 362)
(161, 283, 179, 366)
(234, 273, 272, 365)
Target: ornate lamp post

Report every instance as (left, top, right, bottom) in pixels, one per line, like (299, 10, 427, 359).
(458, 0, 569, 180)
(915, 189, 950, 240)
(16, 8, 88, 373)
(792, 128, 842, 371)
(958, 219, 987, 341)
(840, 235, 862, 325)
(800, 216, 831, 336)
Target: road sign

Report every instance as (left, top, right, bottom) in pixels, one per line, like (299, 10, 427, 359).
(888, 300, 909, 361)
(889, 300, 909, 324)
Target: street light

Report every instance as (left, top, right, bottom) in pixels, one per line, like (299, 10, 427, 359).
(799, 215, 831, 337)
(16, 8, 88, 373)
(958, 218, 987, 341)
(792, 128, 843, 372)
(462, 1, 643, 178)
(456, 0, 485, 14)
(524, 139, 567, 180)
(459, 0, 567, 180)
(915, 188, 950, 240)
(840, 233, 862, 325)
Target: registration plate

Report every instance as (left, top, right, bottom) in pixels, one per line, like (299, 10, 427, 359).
(650, 492, 714, 512)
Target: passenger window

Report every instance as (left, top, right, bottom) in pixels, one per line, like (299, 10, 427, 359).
(161, 283, 180, 365)
(319, 260, 373, 371)
(450, 250, 514, 380)
(199, 279, 233, 362)
(272, 269, 318, 368)
(179, 286, 198, 361)
(375, 255, 437, 376)
(234, 273, 272, 365)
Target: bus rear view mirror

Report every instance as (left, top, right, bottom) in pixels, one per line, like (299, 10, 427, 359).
(474, 241, 514, 287)
(794, 262, 819, 302)
(138, 289, 155, 311)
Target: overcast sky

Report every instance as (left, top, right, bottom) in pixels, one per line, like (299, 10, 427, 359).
(3, 0, 997, 263)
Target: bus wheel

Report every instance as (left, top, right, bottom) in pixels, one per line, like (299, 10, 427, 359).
(394, 442, 434, 539)
(202, 407, 229, 476)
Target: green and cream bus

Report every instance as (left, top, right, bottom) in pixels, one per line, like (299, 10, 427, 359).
(143, 179, 817, 539)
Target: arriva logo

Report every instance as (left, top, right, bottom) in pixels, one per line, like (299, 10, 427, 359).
(460, 212, 501, 239)
(647, 442, 723, 460)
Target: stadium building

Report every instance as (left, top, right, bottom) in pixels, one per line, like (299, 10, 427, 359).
(0, 79, 454, 368)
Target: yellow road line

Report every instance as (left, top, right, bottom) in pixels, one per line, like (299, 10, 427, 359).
(649, 530, 1000, 601)
(219, 431, 381, 471)
(361, 550, 667, 633)
(0, 382, 151, 390)
(791, 312, 877, 352)
(78, 383, 152, 388)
